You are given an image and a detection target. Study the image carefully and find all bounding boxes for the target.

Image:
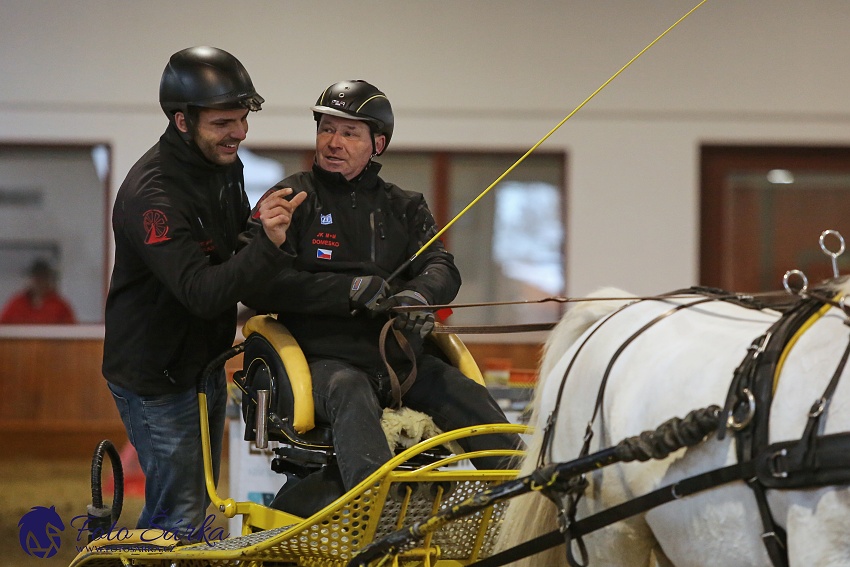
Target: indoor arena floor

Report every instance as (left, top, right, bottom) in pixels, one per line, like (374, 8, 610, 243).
(0, 456, 231, 567)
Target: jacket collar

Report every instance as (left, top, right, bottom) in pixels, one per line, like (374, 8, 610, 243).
(312, 159, 382, 191)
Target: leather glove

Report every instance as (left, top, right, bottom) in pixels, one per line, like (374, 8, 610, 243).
(349, 275, 390, 312)
(382, 290, 435, 338)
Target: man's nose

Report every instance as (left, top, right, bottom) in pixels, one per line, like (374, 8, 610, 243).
(230, 122, 248, 141)
(327, 130, 344, 147)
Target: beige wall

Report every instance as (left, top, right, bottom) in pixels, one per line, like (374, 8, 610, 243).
(2, 0, 850, 298)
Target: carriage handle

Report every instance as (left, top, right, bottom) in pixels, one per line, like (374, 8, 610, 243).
(255, 389, 270, 450)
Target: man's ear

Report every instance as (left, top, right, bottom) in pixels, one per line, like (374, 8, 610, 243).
(374, 134, 387, 155)
(174, 112, 189, 133)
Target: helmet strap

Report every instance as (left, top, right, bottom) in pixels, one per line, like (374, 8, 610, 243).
(370, 130, 387, 158)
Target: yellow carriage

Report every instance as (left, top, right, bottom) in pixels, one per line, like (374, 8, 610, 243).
(70, 315, 528, 567)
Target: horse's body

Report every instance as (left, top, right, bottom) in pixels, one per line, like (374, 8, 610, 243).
(499, 285, 850, 566)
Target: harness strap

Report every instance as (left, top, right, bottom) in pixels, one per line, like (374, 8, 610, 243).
(746, 475, 789, 567)
(719, 329, 790, 566)
(758, 431, 850, 488)
(540, 288, 772, 563)
(471, 461, 757, 567)
(724, 295, 832, 567)
(478, 293, 849, 567)
(378, 319, 418, 409)
(538, 299, 636, 467)
(798, 332, 850, 467)
(433, 322, 557, 334)
(475, 424, 850, 567)
(579, 295, 721, 458)
(574, 287, 767, 465)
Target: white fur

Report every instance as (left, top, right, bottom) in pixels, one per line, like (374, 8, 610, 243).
(381, 406, 443, 449)
(499, 284, 850, 566)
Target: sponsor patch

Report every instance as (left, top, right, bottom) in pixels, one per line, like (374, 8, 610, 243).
(320, 213, 333, 225)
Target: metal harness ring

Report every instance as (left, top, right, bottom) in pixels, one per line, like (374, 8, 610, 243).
(726, 387, 756, 431)
(783, 270, 809, 296)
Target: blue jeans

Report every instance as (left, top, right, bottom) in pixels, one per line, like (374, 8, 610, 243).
(107, 371, 225, 537)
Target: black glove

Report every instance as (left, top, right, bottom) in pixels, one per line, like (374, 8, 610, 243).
(349, 275, 390, 311)
(382, 290, 435, 338)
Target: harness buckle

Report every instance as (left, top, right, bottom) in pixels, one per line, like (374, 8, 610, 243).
(767, 448, 789, 479)
(808, 397, 827, 418)
(583, 422, 594, 444)
(753, 332, 772, 359)
(670, 483, 683, 500)
(761, 530, 787, 550)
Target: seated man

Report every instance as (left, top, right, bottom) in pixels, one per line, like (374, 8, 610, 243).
(244, 80, 523, 515)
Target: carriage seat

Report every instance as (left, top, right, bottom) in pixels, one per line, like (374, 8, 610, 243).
(233, 315, 485, 474)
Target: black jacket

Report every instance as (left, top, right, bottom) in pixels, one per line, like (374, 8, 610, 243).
(103, 124, 293, 395)
(243, 161, 461, 372)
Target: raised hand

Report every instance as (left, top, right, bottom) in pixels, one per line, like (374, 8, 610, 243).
(256, 188, 308, 247)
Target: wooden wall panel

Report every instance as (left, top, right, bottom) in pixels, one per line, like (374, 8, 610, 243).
(0, 337, 542, 458)
(0, 338, 126, 458)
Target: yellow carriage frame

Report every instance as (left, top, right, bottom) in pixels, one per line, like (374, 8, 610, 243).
(71, 316, 529, 567)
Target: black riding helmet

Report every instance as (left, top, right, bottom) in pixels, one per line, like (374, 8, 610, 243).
(159, 46, 264, 120)
(311, 80, 393, 156)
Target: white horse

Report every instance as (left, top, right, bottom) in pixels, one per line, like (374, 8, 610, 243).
(499, 283, 850, 567)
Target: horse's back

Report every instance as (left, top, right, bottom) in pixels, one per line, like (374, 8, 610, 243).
(541, 297, 780, 453)
(532, 294, 850, 566)
(525, 296, 785, 566)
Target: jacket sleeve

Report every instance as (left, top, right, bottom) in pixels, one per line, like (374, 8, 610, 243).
(119, 183, 294, 318)
(240, 185, 354, 316)
(395, 193, 461, 305)
(244, 268, 354, 315)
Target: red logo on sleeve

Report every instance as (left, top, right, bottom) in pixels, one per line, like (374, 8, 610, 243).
(143, 209, 172, 244)
(251, 188, 276, 219)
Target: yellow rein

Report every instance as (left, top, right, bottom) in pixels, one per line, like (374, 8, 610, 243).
(391, 0, 710, 280)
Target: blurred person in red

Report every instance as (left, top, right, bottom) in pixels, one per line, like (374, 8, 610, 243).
(0, 259, 76, 324)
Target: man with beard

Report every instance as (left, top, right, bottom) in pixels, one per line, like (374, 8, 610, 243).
(102, 46, 306, 536)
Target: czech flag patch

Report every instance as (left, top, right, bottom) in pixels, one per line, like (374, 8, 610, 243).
(317, 248, 333, 260)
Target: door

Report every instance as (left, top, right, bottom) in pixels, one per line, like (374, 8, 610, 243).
(701, 145, 850, 293)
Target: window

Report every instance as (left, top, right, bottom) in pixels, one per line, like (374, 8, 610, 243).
(0, 144, 109, 325)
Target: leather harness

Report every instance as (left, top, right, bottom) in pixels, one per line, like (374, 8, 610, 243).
(473, 287, 850, 567)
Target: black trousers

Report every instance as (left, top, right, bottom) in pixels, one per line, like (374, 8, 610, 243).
(272, 353, 524, 516)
